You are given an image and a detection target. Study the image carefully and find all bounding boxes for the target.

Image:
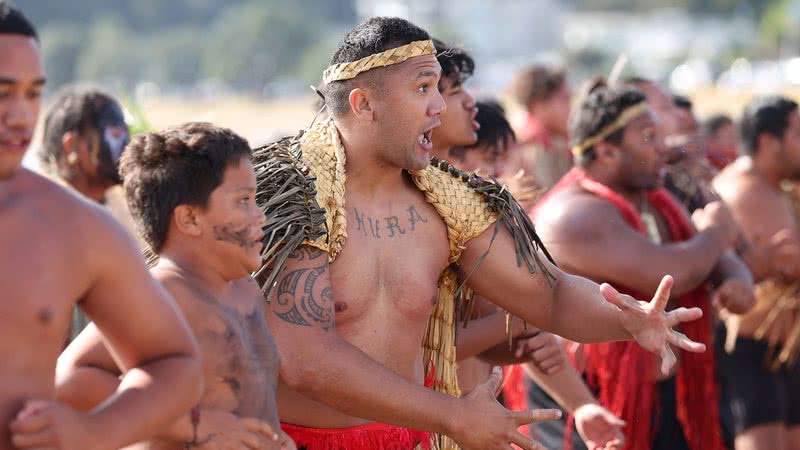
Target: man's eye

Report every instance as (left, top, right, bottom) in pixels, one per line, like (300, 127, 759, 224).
(418, 84, 428, 93)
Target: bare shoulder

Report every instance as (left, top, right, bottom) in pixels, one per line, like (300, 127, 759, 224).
(713, 160, 764, 204)
(535, 187, 621, 241)
(234, 276, 266, 312)
(151, 268, 202, 310)
(21, 169, 135, 246)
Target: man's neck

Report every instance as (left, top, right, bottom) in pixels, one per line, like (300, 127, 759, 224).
(339, 126, 408, 194)
(158, 244, 234, 298)
(584, 167, 646, 208)
(749, 154, 785, 190)
(430, 142, 450, 162)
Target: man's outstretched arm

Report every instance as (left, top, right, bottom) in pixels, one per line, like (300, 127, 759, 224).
(459, 224, 706, 373)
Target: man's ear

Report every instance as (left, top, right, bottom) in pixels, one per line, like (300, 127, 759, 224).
(349, 87, 374, 121)
(172, 205, 203, 237)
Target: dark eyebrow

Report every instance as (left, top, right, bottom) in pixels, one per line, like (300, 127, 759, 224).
(0, 77, 46, 86)
(416, 70, 440, 80)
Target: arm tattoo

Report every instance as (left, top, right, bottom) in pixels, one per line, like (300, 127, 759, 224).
(271, 246, 334, 331)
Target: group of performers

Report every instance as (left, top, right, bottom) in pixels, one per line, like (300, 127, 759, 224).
(1, 3, 798, 450)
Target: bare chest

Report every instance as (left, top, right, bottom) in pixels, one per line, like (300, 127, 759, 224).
(329, 198, 450, 324)
(195, 298, 279, 418)
(0, 218, 82, 366)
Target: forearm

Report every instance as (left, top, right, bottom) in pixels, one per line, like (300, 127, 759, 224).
(641, 230, 727, 296)
(477, 342, 521, 366)
(55, 366, 120, 412)
(455, 311, 510, 361)
(283, 338, 458, 435)
(86, 354, 202, 449)
(523, 362, 596, 414)
(540, 272, 631, 343)
(710, 251, 754, 288)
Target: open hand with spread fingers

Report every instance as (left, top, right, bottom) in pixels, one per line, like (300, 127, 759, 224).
(450, 366, 562, 450)
(599, 275, 706, 375)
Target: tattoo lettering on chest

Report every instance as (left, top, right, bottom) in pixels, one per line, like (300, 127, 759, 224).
(272, 247, 334, 331)
(352, 205, 428, 239)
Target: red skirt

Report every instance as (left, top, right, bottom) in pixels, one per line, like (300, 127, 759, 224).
(281, 422, 430, 450)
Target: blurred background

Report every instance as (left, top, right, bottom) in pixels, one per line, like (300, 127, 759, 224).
(19, 0, 800, 167)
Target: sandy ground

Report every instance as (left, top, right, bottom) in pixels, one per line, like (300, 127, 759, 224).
(139, 95, 318, 146)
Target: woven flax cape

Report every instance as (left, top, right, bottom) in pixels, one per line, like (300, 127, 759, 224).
(255, 118, 554, 449)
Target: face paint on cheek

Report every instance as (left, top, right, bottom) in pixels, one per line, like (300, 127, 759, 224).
(94, 101, 130, 164)
(103, 125, 130, 163)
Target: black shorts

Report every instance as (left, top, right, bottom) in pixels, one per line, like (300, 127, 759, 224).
(526, 378, 586, 450)
(652, 376, 690, 450)
(526, 375, 690, 450)
(716, 325, 800, 435)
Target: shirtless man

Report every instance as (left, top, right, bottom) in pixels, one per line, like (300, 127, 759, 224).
(56, 122, 296, 449)
(259, 17, 709, 450)
(0, 4, 202, 449)
(38, 85, 135, 339)
(713, 96, 800, 450)
(533, 83, 754, 450)
(507, 64, 573, 189)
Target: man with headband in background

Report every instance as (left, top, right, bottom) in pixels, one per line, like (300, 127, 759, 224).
(533, 82, 754, 450)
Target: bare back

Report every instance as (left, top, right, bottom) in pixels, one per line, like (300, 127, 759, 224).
(276, 174, 450, 428)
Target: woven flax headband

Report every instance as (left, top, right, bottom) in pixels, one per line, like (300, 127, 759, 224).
(572, 102, 649, 158)
(322, 39, 437, 85)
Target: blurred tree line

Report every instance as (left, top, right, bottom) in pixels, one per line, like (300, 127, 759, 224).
(16, 0, 795, 97)
(21, 0, 356, 95)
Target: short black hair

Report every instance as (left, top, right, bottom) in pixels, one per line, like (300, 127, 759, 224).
(120, 122, 252, 252)
(569, 84, 647, 166)
(509, 64, 566, 111)
(673, 95, 692, 111)
(322, 17, 430, 115)
(740, 96, 798, 155)
(0, 2, 37, 41)
(433, 38, 474, 90)
(457, 100, 515, 160)
(40, 85, 120, 167)
(703, 113, 733, 136)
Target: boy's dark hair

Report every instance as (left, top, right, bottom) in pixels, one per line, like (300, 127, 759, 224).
(569, 84, 647, 166)
(322, 17, 430, 116)
(740, 96, 798, 155)
(453, 100, 515, 161)
(0, 2, 38, 41)
(508, 64, 566, 111)
(433, 38, 475, 90)
(120, 122, 252, 252)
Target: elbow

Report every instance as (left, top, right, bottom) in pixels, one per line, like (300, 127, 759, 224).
(279, 351, 321, 394)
